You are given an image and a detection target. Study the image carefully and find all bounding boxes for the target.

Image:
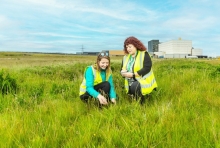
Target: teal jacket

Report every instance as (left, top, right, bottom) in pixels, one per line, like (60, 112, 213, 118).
(85, 66, 116, 99)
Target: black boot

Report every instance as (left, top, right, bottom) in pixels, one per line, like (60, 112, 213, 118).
(140, 95, 145, 105)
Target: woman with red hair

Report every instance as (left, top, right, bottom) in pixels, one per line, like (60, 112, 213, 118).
(121, 36, 157, 104)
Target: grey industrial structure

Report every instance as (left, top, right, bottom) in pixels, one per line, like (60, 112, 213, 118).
(148, 40, 159, 53)
(75, 51, 99, 55)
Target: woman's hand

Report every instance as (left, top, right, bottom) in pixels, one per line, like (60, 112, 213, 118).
(97, 94, 108, 105)
(121, 70, 133, 78)
(121, 70, 127, 76)
(122, 72, 133, 78)
(111, 99, 116, 104)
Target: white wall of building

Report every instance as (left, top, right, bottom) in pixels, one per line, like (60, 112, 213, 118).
(159, 39, 192, 55)
(164, 54, 188, 58)
(154, 52, 165, 56)
(192, 48, 203, 56)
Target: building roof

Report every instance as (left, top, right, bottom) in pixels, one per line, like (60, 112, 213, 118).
(109, 50, 124, 56)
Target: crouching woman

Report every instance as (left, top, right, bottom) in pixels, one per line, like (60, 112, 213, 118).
(79, 51, 117, 105)
(121, 36, 157, 104)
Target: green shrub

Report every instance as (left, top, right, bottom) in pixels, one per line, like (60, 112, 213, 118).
(0, 70, 17, 95)
(210, 66, 220, 78)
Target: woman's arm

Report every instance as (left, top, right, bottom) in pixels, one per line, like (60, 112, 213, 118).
(85, 67, 99, 98)
(108, 75, 117, 99)
(136, 52, 152, 76)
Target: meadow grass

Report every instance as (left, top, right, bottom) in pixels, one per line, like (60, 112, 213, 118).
(0, 52, 220, 147)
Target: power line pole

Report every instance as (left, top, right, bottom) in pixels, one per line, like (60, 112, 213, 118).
(81, 45, 84, 53)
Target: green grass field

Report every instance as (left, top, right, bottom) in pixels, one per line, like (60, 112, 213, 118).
(0, 52, 220, 147)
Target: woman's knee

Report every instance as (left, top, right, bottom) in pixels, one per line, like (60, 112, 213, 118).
(129, 81, 141, 95)
(80, 94, 89, 103)
(103, 81, 110, 89)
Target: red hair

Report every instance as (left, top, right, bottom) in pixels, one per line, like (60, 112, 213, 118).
(123, 36, 147, 54)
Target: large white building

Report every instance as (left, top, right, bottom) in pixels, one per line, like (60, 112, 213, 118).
(158, 38, 192, 58)
(150, 38, 205, 58)
(192, 48, 203, 56)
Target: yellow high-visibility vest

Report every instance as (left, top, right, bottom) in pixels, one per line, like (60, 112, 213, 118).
(79, 65, 111, 96)
(122, 51, 157, 95)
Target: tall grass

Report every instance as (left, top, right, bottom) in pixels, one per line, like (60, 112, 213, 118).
(0, 53, 220, 147)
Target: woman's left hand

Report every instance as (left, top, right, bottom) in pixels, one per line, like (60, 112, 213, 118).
(111, 99, 116, 104)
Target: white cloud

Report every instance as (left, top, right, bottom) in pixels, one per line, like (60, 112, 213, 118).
(162, 16, 217, 31)
(0, 15, 17, 29)
(30, 32, 90, 38)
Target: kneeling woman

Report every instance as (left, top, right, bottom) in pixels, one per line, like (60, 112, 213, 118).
(79, 51, 116, 105)
(121, 36, 157, 104)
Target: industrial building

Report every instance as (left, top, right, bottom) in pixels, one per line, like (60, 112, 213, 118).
(101, 50, 124, 56)
(192, 48, 203, 56)
(75, 51, 99, 55)
(76, 50, 124, 56)
(76, 38, 206, 58)
(152, 38, 206, 58)
(148, 40, 159, 54)
(158, 38, 192, 58)
(108, 50, 124, 56)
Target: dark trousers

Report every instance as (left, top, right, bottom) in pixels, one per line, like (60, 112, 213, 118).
(128, 81, 145, 104)
(80, 81, 110, 103)
(129, 81, 142, 98)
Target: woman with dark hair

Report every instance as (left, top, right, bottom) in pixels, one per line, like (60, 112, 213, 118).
(121, 36, 157, 104)
(79, 51, 116, 105)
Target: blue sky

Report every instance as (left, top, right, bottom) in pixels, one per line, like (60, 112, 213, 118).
(0, 0, 219, 56)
